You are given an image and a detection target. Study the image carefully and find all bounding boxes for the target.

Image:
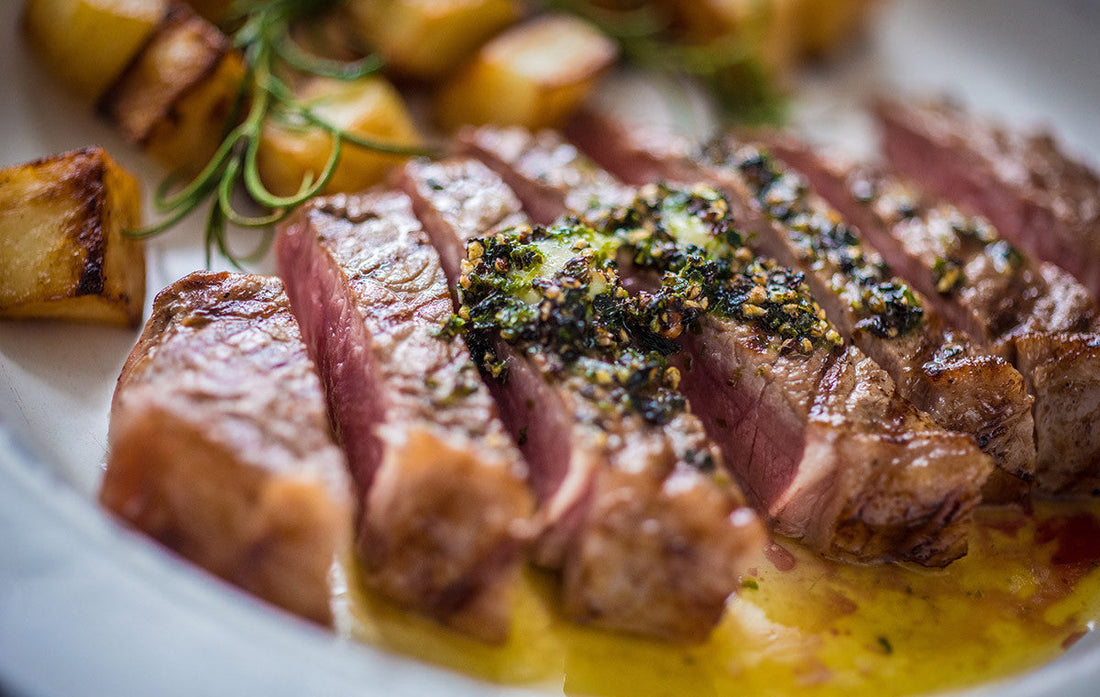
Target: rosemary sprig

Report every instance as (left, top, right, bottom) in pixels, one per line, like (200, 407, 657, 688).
(129, 0, 436, 268)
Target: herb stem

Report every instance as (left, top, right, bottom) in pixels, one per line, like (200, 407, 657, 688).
(128, 0, 438, 266)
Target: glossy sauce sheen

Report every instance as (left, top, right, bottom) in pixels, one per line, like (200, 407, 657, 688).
(336, 500, 1100, 696)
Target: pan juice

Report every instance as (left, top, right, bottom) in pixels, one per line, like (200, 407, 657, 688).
(337, 499, 1100, 697)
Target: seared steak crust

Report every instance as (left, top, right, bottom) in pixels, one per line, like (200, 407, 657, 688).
(1016, 333, 1100, 494)
(276, 192, 532, 642)
(875, 98, 1100, 302)
(456, 125, 634, 224)
(772, 140, 1100, 494)
(102, 271, 350, 626)
(459, 126, 991, 565)
(565, 114, 1025, 488)
(399, 158, 765, 641)
(679, 317, 989, 565)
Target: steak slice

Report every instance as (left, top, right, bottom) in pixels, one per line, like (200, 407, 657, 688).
(1016, 333, 1100, 494)
(456, 125, 634, 224)
(875, 98, 1100, 302)
(399, 158, 765, 641)
(418, 144, 991, 566)
(566, 114, 1030, 492)
(771, 139, 1100, 493)
(276, 191, 533, 642)
(101, 271, 350, 626)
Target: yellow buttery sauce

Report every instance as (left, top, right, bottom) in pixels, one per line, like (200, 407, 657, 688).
(336, 500, 1100, 696)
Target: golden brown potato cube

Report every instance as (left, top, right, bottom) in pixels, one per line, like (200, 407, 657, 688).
(346, 0, 522, 80)
(256, 76, 423, 197)
(0, 147, 145, 327)
(180, 0, 234, 22)
(22, 0, 170, 103)
(792, 0, 877, 58)
(663, 0, 800, 79)
(434, 14, 618, 131)
(98, 2, 245, 174)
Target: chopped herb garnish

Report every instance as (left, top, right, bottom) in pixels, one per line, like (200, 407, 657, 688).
(589, 183, 841, 353)
(712, 144, 925, 339)
(452, 183, 844, 431)
(456, 222, 686, 427)
(932, 256, 964, 295)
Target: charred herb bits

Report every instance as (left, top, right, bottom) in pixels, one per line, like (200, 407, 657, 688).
(454, 223, 686, 427)
(590, 183, 840, 355)
(726, 146, 924, 340)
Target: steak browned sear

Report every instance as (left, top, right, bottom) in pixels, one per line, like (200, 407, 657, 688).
(770, 139, 1100, 494)
(875, 98, 1100, 302)
(399, 158, 765, 641)
(276, 191, 533, 642)
(453, 127, 992, 566)
(102, 271, 351, 626)
(565, 114, 1028, 493)
(457, 125, 634, 224)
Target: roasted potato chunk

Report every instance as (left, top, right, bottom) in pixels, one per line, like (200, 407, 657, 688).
(98, 2, 245, 174)
(791, 0, 877, 58)
(22, 0, 170, 103)
(346, 0, 522, 80)
(0, 147, 145, 327)
(434, 14, 618, 131)
(180, 0, 234, 22)
(256, 76, 423, 197)
(667, 0, 800, 79)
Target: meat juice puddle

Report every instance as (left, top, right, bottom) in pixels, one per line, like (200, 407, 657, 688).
(334, 499, 1100, 696)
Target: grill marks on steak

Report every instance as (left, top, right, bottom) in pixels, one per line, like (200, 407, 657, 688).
(399, 158, 765, 641)
(565, 114, 1026, 488)
(875, 98, 1100, 302)
(101, 271, 351, 626)
(276, 192, 532, 642)
(456, 126, 991, 566)
(771, 140, 1100, 494)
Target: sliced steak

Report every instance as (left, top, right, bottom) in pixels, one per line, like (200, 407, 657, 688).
(276, 191, 533, 642)
(1016, 333, 1100, 494)
(771, 139, 1100, 493)
(399, 158, 765, 641)
(874, 98, 1100, 302)
(415, 145, 991, 566)
(588, 183, 991, 566)
(566, 114, 1030, 491)
(396, 157, 527, 287)
(101, 271, 350, 626)
(456, 125, 633, 224)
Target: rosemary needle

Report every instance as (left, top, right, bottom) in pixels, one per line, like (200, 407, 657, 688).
(129, 0, 437, 268)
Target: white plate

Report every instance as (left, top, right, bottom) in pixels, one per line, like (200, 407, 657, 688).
(2, 1, 1099, 695)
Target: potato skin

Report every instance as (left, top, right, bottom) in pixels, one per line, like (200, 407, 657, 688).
(346, 0, 523, 80)
(0, 147, 145, 327)
(22, 0, 170, 103)
(97, 2, 245, 174)
(256, 76, 423, 197)
(434, 14, 618, 132)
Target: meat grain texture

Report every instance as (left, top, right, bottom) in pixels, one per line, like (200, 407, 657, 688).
(277, 191, 533, 642)
(771, 137, 1100, 494)
(567, 113, 1030, 494)
(453, 128, 991, 566)
(875, 98, 1100, 303)
(399, 157, 766, 641)
(102, 271, 351, 626)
